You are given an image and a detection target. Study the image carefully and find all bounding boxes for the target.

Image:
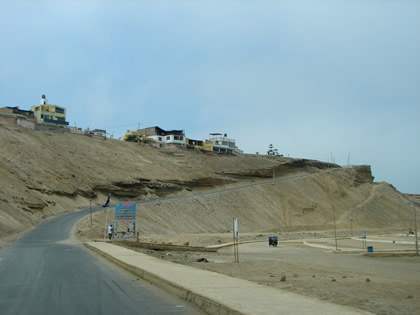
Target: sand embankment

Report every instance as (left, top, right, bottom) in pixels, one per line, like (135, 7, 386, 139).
(0, 115, 415, 239)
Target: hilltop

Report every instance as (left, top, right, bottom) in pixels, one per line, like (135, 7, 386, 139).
(0, 116, 415, 238)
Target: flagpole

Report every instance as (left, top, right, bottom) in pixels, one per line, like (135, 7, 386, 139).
(103, 194, 110, 241)
(89, 190, 92, 227)
(104, 207, 110, 241)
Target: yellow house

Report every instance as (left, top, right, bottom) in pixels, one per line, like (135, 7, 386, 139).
(31, 95, 68, 126)
(123, 130, 153, 143)
(186, 138, 214, 151)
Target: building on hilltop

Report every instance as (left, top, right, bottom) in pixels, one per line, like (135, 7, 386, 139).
(124, 126, 242, 154)
(31, 95, 69, 126)
(186, 138, 214, 151)
(91, 129, 107, 137)
(0, 106, 35, 119)
(124, 126, 186, 146)
(207, 133, 242, 154)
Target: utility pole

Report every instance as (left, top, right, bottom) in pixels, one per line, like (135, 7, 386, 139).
(333, 205, 338, 251)
(398, 207, 401, 229)
(137, 122, 141, 144)
(414, 200, 419, 256)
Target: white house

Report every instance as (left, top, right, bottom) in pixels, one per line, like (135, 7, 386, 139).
(207, 133, 242, 154)
(134, 126, 186, 146)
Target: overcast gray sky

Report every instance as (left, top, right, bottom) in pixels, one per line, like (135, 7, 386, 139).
(1, 0, 419, 193)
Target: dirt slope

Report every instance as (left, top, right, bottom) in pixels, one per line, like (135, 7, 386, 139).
(0, 116, 415, 238)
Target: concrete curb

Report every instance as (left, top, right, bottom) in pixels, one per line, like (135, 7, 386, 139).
(303, 241, 361, 252)
(351, 237, 415, 245)
(85, 242, 241, 315)
(361, 252, 418, 257)
(205, 240, 265, 249)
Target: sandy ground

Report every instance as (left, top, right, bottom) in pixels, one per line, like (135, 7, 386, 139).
(75, 211, 420, 315)
(91, 230, 420, 315)
(1, 115, 417, 240)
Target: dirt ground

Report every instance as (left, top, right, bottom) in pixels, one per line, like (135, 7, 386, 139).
(1, 115, 417, 240)
(75, 210, 420, 315)
(121, 237, 419, 315)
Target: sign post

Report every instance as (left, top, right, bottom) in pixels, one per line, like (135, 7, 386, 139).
(115, 201, 136, 220)
(103, 194, 111, 241)
(114, 201, 137, 239)
(233, 217, 239, 263)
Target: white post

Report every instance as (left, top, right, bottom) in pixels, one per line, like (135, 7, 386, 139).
(233, 217, 239, 263)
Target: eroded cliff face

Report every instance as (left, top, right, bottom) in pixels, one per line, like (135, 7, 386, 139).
(0, 117, 412, 237)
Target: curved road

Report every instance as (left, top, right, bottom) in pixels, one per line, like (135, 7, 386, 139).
(0, 208, 202, 315)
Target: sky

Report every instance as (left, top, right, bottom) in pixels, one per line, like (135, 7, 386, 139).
(0, 0, 419, 193)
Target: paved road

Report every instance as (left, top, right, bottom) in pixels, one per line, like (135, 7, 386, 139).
(0, 208, 202, 315)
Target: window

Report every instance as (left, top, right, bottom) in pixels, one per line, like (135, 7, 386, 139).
(174, 136, 179, 140)
(180, 136, 183, 141)
(158, 137, 162, 141)
(166, 136, 170, 140)
(55, 107, 65, 114)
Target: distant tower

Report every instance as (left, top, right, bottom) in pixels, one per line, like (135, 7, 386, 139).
(40, 94, 47, 105)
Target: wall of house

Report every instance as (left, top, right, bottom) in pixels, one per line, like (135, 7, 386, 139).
(70, 128, 84, 135)
(149, 134, 186, 145)
(92, 130, 106, 137)
(35, 123, 69, 133)
(16, 118, 35, 130)
(150, 143, 177, 150)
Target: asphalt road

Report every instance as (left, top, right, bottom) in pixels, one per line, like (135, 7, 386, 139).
(0, 208, 203, 315)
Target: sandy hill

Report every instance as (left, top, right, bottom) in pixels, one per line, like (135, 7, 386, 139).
(0, 116, 415, 238)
